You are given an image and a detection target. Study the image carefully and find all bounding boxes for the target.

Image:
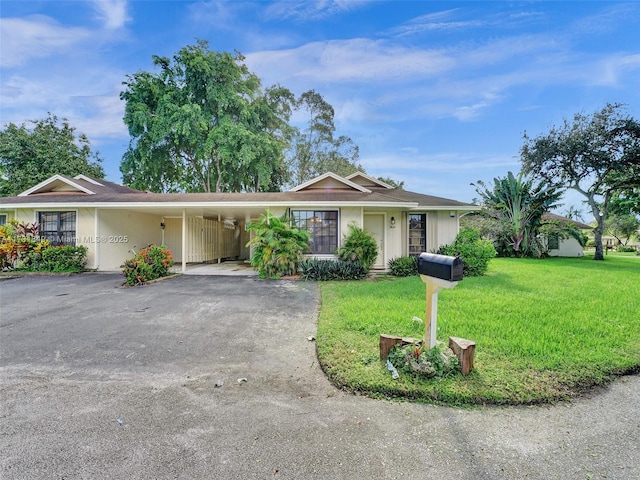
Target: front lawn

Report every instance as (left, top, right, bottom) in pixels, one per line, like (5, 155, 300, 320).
(316, 255, 640, 405)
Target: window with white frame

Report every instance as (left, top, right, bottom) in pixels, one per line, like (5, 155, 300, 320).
(0, 214, 6, 226)
(38, 211, 76, 246)
(291, 210, 338, 254)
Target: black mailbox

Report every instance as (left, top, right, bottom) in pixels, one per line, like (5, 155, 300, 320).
(418, 253, 464, 282)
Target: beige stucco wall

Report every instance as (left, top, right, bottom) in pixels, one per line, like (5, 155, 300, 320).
(92, 209, 162, 271)
(340, 207, 362, 239)
(435, 211, 460, 249)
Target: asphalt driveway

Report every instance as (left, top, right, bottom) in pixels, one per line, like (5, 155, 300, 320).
(0, 274, 638, 479)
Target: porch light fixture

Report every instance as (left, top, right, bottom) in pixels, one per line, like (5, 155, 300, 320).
(160, 222, 165, 230)
(449, 212, 456, 218)
(390, 216, 396, 228)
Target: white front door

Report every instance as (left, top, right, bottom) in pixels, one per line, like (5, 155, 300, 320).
(364, 213, 385, 269)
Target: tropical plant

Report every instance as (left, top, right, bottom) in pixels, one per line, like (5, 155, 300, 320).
(0, 219, 45, 269)
(438, 228, 496, 276)
(122, 245, 174, 285)
(246, 212, 311, 278)
(473, 171, 564, 257)
(299, 258, 368, 281)
(336, 223, 378, 270)
(387, 342, 460, 379)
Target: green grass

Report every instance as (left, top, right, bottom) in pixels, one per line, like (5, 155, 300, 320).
(316, 254, 640, 405)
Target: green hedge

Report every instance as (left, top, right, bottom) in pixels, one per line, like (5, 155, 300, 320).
(27, 245, 88, 273)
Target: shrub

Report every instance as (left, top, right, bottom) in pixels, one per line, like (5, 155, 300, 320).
(246, 212, 310, 278)
(299, 258, 368, 281)
(438, 228, 496, 276)
(336, 223, 378, 270)
(122, 245, 174, 286)
(387, 255, 418, 277)
(617, 245, 636, 253)
(36, 245, 87, 272)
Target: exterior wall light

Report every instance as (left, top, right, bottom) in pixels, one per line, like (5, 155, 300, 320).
(390, 216, 396, 228)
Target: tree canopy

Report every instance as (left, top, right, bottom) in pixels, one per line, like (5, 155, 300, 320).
(521, 103, 640, 260)
(0, 114, 104, 197)
(285, 89, 363, 186)
(120, 40, 294, 193)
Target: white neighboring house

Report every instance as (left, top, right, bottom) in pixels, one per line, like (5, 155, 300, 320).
(0, 171, 479, 272)
(542, 213, 591, 257)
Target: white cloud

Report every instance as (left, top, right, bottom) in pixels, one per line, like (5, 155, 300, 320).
(264, 0, 370, 22)
(0, 15, 90, 67)
(246, 38, 454, 85)
(92, 0, 130, 30)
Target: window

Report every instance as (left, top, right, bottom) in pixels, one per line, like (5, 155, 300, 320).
(408, 214, 426, 256)
(291, 210, 338, 254)
(548, 233, 560, 250)
(0, 214, 6, 226)
(38, 211, 76, 246)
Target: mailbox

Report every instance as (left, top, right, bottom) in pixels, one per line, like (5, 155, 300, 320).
(418, 253, 464, 282)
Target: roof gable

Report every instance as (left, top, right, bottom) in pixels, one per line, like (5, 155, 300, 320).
(345, 171, 393, 189)
(290, 172, 371, 193)
(19, 175, 96, 196)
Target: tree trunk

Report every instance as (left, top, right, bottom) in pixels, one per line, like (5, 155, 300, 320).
(588, 195, 605, 260)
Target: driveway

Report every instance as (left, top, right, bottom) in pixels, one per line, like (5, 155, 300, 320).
(0, 274, 638, 479)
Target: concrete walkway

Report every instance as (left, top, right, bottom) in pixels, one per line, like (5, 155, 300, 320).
(0, 274, 638, 479)
(176, 260, 258, 276)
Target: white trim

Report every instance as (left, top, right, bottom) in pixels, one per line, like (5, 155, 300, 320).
(345, 171, 394, 189)
(73, 174, 104, 186)
(289, 172, 371, 193)
(0, 200, 419, 210)
(19, 175, 96, 196)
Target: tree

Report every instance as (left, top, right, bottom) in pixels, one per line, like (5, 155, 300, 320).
(472, 171, 564, 257)
(605, 214, 639, 246)
(377, 176, 405, 189)
(521, 103, 640, 260)
(120, 40, 294, 193)
(0, 114, 104, 197)
(286, 90, 363, 185)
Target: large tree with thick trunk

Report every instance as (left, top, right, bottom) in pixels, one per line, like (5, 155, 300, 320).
(520, 103, 640, 260)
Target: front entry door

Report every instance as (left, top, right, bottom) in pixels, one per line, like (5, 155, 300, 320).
(364, 214, 385, 269)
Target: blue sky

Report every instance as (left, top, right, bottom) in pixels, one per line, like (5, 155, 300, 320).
(1, 1, 639, 214)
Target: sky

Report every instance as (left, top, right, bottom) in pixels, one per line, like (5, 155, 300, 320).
(1, 1, 639, 215)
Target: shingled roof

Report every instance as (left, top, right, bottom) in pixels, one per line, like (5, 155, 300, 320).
(0, 172, 477, 211)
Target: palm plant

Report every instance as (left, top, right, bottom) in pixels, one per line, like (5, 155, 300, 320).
(246, 212, 311, 278)
(473, 171, 564, 257)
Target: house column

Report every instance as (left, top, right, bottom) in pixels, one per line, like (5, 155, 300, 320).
(93, 208, 100, 270)
(217, 213, 222, 264)
(181, 209, 187, 273)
